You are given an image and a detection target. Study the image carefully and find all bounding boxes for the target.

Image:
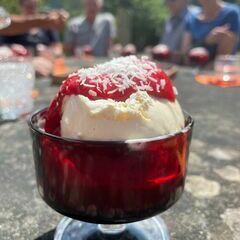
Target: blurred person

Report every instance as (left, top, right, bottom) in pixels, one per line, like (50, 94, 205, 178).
(0, 0, 68, 55)
(153, 0, 199, 63)
(161, 0, 198, 52)
(181, 0, 240, 60)
(65, 0, 116, 57)
(0, 0, 68, 76)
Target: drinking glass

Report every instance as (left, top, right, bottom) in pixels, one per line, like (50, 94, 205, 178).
(28, 108, 194, 240)
(0, 59, 35, 121)
(195, 55, 240, 87)
(214, 55, 240, 87)
(0, 7, 11, 30)
(214, 55, 240, 73)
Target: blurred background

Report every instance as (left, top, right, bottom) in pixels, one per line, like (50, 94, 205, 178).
(1, 0, 238, 50)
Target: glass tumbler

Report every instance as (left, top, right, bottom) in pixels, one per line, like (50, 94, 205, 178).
(0, 59, 35, 121)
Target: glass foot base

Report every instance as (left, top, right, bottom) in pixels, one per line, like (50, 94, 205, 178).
(54, 217, 170, 240)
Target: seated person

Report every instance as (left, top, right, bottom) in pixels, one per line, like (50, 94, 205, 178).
(181, 0, 240, 60)
(65, 0, 116, 57)
(0, 0, 67, 55)
(161, 0, 199, 52)
(153, 0, 199, 63)
(225, 1, 240, 49)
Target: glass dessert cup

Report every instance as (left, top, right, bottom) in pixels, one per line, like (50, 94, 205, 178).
(28, 108, 194, 240)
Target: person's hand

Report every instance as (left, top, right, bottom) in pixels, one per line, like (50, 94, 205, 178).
(206, 25, 233, 44)
(45, 10, 69, 30)
(36, 44, 55, 61)
(11, 44, 29, 57)
(111, 43, 123, 56)
(33, 56, 53, 77)
(57, 9, 69, 22)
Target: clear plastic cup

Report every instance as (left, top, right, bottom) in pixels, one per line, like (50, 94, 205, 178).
(212, 55, 240, 87)
(0, 59, 35, 121)
(214, 55, 240, 74)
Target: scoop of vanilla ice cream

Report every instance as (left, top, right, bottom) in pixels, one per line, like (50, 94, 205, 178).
(60, 91, 184, 141)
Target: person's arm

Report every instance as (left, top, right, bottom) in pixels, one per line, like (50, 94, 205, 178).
(217, 30, 238, 55)
(181, 31, 192, 54)
(180, 31, 192, 65)
(205, 24, 238, 55)
(50, 42, 63, 56)
(205, 9, 239, 55)
(64, 21, 76, 56)
(161, 19, 170, 45)
(46, 30, 63, 56)
(108, 14, 117, 50)
(0, 13, 66, 36)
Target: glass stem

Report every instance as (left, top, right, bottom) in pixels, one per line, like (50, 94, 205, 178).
(98, 224, 126, 235)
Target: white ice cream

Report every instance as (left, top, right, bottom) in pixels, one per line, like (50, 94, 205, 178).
(60, 91, 184, 141)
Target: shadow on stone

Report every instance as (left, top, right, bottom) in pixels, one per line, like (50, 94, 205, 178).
(34, 229, 55, 240)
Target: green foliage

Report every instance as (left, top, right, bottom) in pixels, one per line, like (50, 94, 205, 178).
(61, 0, 83, 17)
(0, 0, 50, 14)
(103, 0, 168, 49)
(128, 0, 168, 49)
(103, 0, 119, 14)
(0, 0, 20, 14)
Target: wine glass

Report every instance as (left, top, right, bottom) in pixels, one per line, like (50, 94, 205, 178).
(28, 108, 194, 240)
(189, 47, 210, 77)
(0, 7, 11, 30)
(151, 45, 171, 62)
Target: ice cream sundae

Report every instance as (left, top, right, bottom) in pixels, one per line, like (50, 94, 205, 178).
(28, 56, 193, 240)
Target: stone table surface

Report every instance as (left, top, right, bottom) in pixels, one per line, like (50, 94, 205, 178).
(0, 67, 240, 240)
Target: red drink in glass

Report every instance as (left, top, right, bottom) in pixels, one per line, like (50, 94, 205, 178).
(152, 45, 171, 61)
(189, 47, 210, 66)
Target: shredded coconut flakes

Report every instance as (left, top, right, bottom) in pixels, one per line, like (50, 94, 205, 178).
(70, 56, 162, 95)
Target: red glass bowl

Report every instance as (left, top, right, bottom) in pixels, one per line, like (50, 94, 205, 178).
(28, 108, 194, 224)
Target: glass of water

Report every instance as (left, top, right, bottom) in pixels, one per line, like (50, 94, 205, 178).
(0, 7, 11, 30)
(0, 59, 35, 121)
(213, 55, 240, 87)
(214, 55, 240, 74)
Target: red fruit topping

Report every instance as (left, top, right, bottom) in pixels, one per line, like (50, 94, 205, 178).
(45, 56, 177, 135)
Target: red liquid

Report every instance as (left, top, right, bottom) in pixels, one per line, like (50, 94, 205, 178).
(121, 51, 136, 57)
(152, 52, 170, 61)
(30, 109, 193, 224)
(83, 47, 93, 56)
(189, 54, 209, 65)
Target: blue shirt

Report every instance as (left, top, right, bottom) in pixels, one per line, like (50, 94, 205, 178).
(185, 4, 240, 56)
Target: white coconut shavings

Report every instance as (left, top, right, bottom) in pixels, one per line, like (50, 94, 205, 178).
(69, 56, 165, 96)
